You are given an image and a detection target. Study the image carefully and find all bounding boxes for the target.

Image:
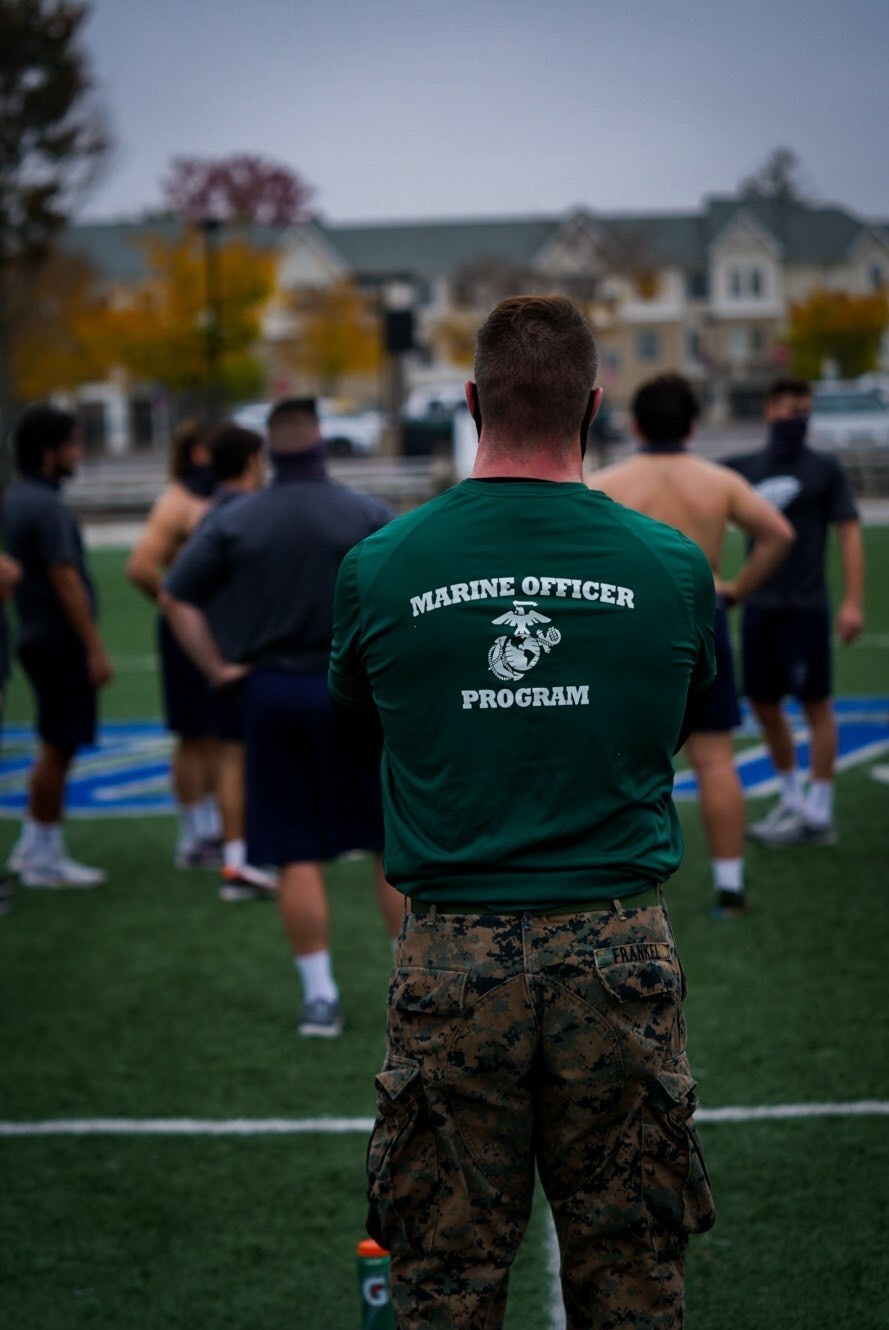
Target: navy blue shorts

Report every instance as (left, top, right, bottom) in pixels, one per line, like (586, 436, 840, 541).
(18, 638, 97, 752)
(158, 616, 213, 738)
(742, 604, 832, 704)
(210, 679, 245, 744)
(694, 599, 741, 733)
(244, 668, 384, 866)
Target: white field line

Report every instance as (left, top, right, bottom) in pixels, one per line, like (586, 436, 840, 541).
(2, 1103, 886, 1330)
(1, 1100, 887, 1138)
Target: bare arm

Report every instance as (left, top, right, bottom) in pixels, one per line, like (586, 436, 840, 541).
(835, 520, 865, 645)
(160, 591, 249, 689)
(48, 565, 114, 686)
(126, 488, 206, 600)
(719, 475, 795, 604)
(0, 553, 22, 601)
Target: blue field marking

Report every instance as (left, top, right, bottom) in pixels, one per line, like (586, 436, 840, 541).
(0, 700, 887, 818)
(673, 697, 889, 800)
(0, 721, 174, 819)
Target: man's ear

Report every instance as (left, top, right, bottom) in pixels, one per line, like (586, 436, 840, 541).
(580, 389, 603, 458)
(465, 381, 482, 438)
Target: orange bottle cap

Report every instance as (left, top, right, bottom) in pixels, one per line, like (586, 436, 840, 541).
(357, 1238, 389, 1257)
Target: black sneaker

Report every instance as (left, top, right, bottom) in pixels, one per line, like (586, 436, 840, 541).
(711, 889, 748, 920)
(0, 877, 13, 916)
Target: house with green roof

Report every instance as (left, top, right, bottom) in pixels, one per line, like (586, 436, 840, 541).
(61, 194, 889, 449)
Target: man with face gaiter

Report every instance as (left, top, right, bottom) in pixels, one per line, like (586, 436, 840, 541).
(724, 377, 864, 845)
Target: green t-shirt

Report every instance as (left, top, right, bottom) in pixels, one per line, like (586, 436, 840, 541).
(329, 480, 715, 907)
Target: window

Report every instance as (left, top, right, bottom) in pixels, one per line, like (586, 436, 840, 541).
(687, 271, 708, 300)
(868, 263, 886, 292)
(727, 265, 766, 301)
(728, 327, 748, 360)
(635, 330, 661, 362)
(687, 329, 701, 360)
(750, 326, 765, 353)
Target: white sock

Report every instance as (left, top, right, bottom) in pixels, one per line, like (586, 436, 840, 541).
(712, 858, 744, 894)
(16, 815, 39, 851)
(804, 780, 834, 827)
(295, 950, 339, 1004)
(223, 839, 246, 871)
(178, 803, 202, 847)
(197, 796, 222, 841)
(33, 821, 63, 859)
(778, 770, 805, 812)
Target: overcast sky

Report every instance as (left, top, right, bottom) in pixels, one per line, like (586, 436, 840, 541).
(79, 0, 889, 225)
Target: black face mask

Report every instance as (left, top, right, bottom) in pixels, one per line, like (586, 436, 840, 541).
(182, 464, 216, 498)
(767, 415, 809, 462)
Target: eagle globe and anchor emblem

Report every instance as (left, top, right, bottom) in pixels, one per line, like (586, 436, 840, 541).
(488, 600, 562, 681)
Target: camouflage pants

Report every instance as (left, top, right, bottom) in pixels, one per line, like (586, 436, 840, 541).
(367, 899, 715, 1329)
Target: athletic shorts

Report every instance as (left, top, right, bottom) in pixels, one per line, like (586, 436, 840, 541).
(742, 604, 831, 704)
(18, 638, 97, 751)
(157, 616, 213, 738)
(244, 668, 384, 866)
(209, 679, 245, 744)
(694, 599, 741, 733)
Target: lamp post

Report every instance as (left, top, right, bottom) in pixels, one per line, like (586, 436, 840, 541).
(200, 216, 223, 420)
(379, 278, 415, 458)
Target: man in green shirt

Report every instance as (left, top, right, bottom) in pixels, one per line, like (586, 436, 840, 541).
(330, 296, 716, 1329)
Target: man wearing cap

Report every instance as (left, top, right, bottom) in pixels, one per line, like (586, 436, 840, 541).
(3, 405, 113, 888)
(162, 398, 403, 1036)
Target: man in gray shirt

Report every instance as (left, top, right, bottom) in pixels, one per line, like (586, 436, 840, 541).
(2, 405, 113, 888)
(162, 399, 403, 1036)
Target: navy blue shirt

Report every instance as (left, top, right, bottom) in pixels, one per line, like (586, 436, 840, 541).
(164, 464, 393, 671)
(724, 445, 858, 609)
(2, 475, 97, 648)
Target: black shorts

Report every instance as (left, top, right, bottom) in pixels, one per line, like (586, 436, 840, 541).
(244, 668, 384, 867)
(742, 604, 832, 704)
(209, 678, 245, 744)
(157, 616, 213, 738)
(694, 599, 741, 733)
(18, 638, 97, 752)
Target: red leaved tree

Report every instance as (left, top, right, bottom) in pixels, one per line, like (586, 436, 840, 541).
(161, 154, 314, 226)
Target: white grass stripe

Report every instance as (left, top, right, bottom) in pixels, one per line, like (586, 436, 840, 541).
(696, 1100, 889, 1122)
(1, 1102, 888, 1138)
(0, 1116, 375, 1137)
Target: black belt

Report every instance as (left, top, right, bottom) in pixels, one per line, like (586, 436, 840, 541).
(410, 883, 663, 918)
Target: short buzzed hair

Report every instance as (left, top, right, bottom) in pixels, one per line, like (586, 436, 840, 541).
(267, 397, 318, 428)
(473, 296, 598, 445)
(631, 374, 699, 443)
(766, 376, 810, 404)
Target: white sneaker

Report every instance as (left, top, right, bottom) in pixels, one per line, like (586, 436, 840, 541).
(21, 856, 106, 889)
(7, 838, 34, 874)
(219, 864, 279, 902)
(746, 802, 805, 846)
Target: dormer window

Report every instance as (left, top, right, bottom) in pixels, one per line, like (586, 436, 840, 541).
(728, 265, 765, 300)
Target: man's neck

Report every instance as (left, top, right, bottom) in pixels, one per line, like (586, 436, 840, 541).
(471, 441, 582, 483)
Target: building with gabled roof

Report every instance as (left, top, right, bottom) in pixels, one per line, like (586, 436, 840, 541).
(60, 194, 889, 449)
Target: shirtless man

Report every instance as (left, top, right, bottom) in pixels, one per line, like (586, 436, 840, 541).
(126, 420, 221, 867)
(591, 374, 794, 915)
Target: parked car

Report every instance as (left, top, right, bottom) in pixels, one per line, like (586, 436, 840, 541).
(231, 399, 383, 456)
(809, 385, 889, 449)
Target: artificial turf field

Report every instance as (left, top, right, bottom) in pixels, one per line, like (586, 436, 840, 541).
(1, 530, 888, 1330)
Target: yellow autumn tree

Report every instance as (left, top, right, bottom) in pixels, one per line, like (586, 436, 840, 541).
(106, 232, 275, 402)
(11, 251, 117, 400)
(788, 289, 889, 379)
(289, 280, 380, 395)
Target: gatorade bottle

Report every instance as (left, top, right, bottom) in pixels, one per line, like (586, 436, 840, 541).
(356, 1238, 395, 1328)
